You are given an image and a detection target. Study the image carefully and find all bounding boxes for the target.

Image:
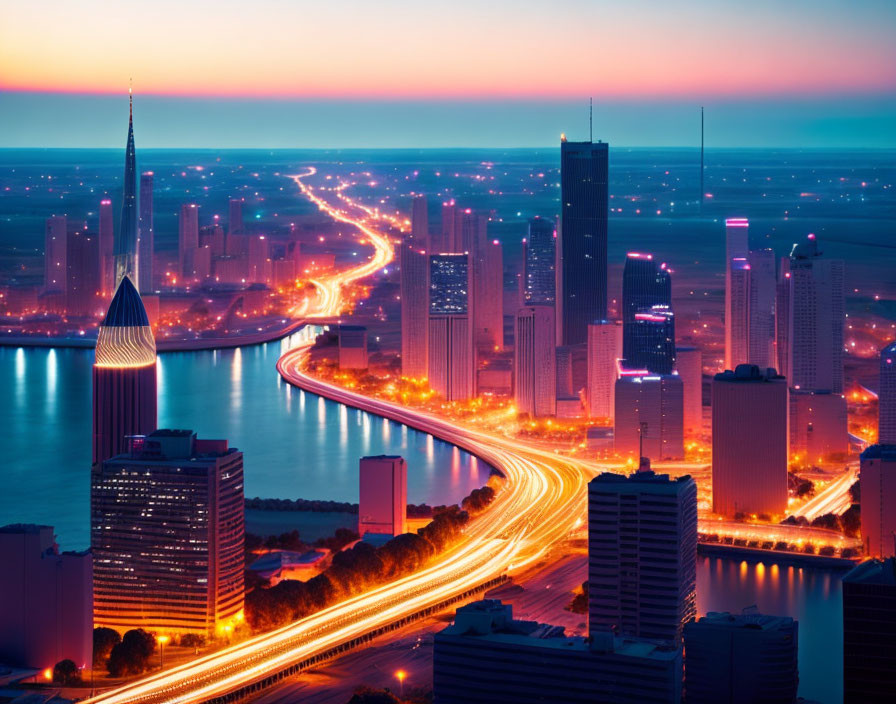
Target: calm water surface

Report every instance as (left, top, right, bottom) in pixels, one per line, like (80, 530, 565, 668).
(1, 343, 845, 703)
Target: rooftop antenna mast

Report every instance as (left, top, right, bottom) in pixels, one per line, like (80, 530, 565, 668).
(700, 106, 704, 213)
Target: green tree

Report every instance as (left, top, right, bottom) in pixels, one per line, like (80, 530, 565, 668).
(52, 659, 82, 686)
(106, 629, 156, 677)
(93, 626, 121, 667)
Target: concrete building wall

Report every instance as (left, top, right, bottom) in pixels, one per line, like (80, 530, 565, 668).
(359, 456, 408, 538)
(587, 321, 622, 419)
(860, 445, 896, 558)
(514, 305, 556, 417)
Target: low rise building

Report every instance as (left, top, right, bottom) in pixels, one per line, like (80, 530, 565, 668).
(434, 600, 682, 704)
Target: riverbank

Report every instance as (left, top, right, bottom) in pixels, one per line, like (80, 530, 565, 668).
(0, 317, 308, 352)
(697, 542, 858, 570)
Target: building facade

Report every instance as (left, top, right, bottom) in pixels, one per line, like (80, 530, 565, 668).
(842, 558, 896, 703)
(514, 305, 556, 417)
(675, 346, 703, 435)
(587, 320, 622, 419)
(0, 525, 92, 671)
(400, 234, 429, 379)
(434, 600, 682, 704)
(881, 341, 896, 444)
(92, 276, 157, 467)
(359, 455, 407, 539)
(92, 430, 245, 636)
(614, 373, 684, 460)
(683, 611, 799, 704)
(428, 254, 475, 400)
(179, 203, 200, 282)
(523, 216, 555, 306)
(859, 445, 896, 558)
(138, 171, 154, 293)
(559, 138, 609, 345)
(712, 365, 788, 518)
(725, 257, 751, 370)
(588, 470, 697, 644)
(788, 389, 848, 463)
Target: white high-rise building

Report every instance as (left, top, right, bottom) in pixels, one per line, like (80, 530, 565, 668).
(588, 468, 698, 644)
(587, 321, 622, 419)
(785, 234, 845, 393)
(725, 257, 751, 370)
(712, 365, 788, 518)
(748, 248, 776, 368)
(515, 306, 556, 417)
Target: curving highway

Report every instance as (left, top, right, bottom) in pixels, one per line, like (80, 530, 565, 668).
(80, 167, 856, 704)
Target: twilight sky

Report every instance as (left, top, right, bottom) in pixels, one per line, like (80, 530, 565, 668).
(2, 0, 895, 147)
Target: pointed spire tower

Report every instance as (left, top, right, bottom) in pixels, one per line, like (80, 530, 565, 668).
(92, 276, 157, 466)
(114, 84, 139, 290)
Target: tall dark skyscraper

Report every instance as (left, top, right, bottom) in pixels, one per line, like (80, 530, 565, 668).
(630, 305, 676, 375)
(92, 276, 157, 467)
(114, 90, 139, 290)
(621, 253, 672, 371)
(523, 216, 555, 306)
(138, 171, 154, 293)
(559, 137, 608, 345)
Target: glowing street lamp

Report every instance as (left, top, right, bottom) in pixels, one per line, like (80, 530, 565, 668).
(395, 669, 407, 697)
(157, 635, 170, 670)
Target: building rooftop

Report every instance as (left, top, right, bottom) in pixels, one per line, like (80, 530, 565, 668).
(690, 611, 796, 632)
(591, 470, 694, 491)
(101, 275, 149, 328)
(439, 600, 678, 661)
(860, 444, 896, 462)
(0, 524, 53, 535)
(843, 558, 896, 586)
(714, 364, 785, 383)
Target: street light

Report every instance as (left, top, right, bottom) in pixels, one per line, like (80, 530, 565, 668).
(157, 635, 170, 670)
(395, 670, 406, 698)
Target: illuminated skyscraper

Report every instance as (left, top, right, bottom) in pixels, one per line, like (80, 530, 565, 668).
(515, 305, 556, 417)
(44, 215, 67, 294)
(66, 226, 101, 317)
(428, 254, 475, 400)
(587, 320, 622, 419)
(92, 430, 244, 636)
(747, 248, 776, 369)
(588, 468, 697, 644)
(114, 91, 139, 290)
(559, 137, 608, 345)
(179, 203, 199, 281)
(523, 216, 555, 306)
(91, 276, 157, 467)
(138, 172, 154, 293)
(99, 199, 114, 295)
(859, 444, 896, 558)
(621, 253, 671, 369)
(784, 234, 845, 393)
(775, 256, 792, 378)
(614, 373, 684, 460)
(725, 257, 751, 369)
(880, 341, 896, 444)
(712, 365, 787, 518)
(359, 455, 407, 539)
(630, 305, 676, 375)
(400, 234, 429, 379)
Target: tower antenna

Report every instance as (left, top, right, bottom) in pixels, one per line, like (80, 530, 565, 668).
(589, 97, 593, 142)
(700, 106, 704, 212)
(129, 78, 133, 120)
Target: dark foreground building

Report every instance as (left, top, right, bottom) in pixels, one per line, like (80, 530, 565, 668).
(683, 611, 798, 704)
(433, 600, 681, 704)
(92, 429, 245, 636)
(842, 558, 896, 703)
